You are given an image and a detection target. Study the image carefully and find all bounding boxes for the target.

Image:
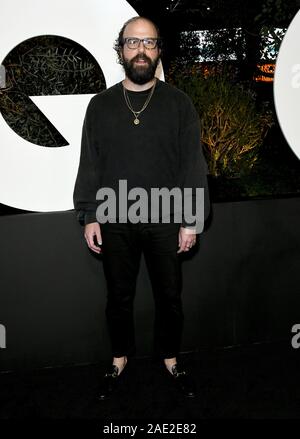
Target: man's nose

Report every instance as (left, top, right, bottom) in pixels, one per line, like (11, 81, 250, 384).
(137, 41, 146, 53)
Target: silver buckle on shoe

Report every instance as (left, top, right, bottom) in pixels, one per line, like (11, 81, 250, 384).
(105, 366, 119, 378)
(172, 365, 186, 377)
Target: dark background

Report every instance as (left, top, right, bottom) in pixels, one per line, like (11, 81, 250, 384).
(1, 197, 299, 372)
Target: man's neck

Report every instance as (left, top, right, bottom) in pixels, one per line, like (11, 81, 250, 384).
(122, 77, 156, 91)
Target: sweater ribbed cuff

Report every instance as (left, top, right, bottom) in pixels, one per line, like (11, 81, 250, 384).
(84, 211, 97, 225)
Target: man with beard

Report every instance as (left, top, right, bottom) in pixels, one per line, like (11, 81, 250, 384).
(73, 16, 210, 400)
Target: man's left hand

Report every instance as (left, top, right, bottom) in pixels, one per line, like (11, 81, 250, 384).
(177, 226, 197, 253)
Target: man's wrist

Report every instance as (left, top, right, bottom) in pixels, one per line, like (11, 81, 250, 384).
(181, 226, 197, 234)
(84, 211, 97, 225)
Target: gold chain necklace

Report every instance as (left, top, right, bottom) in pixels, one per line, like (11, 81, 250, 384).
(122, 78, 157, 125)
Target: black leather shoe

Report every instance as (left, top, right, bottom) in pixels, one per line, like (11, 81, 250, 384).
(166, 363, 197, 398)
(96, 364, 127, 401)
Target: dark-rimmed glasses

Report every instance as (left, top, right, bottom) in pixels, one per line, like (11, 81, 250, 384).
(123, 37, 159, 50)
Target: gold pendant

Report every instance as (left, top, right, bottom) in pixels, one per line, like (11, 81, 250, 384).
(134, 118, 140, 125)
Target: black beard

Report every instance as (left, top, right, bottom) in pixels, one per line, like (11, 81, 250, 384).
(122, 53, 160, 85)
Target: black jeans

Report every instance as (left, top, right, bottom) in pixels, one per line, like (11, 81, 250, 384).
(100, 221, 183, 360)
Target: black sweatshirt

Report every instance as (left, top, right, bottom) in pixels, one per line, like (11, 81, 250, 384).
(73, 79, 210, 228)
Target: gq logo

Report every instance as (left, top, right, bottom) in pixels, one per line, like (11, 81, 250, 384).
(0, 324, 6, 349)
(274, 9, 300, 161)
(0, 0, 163, 212)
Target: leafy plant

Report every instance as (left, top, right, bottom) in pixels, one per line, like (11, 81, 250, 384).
(167, 65, 273, 177)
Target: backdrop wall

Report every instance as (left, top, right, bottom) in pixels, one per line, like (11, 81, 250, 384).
(0, 197, 299, 372)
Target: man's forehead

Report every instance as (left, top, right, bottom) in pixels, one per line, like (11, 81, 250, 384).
(123, 19, 158, 37)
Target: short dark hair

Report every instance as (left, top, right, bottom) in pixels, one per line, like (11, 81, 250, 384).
(113, 16, 162, 65)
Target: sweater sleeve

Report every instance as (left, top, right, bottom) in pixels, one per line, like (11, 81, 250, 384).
(178, 97, 210, 231)
(73, 97, 100, 225)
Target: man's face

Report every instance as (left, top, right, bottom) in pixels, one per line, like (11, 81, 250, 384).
(121, 19, 161, 85)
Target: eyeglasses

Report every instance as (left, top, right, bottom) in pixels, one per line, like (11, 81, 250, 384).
(123, 37, 159, 50)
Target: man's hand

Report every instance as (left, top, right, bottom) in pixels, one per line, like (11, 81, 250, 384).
(84, 222, 102, 254)
(177, 226, 197, 253)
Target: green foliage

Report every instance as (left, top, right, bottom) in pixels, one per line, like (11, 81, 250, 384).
(260, 26, 286, 61)
(197, 28, 246, 64)
(168, 64, 273, 177)
(176, 31, 203, 66)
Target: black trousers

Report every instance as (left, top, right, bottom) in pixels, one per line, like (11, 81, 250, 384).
(100, 221, 183, 360)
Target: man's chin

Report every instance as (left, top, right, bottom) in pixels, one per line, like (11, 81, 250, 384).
(128, 68, 156, 84)
(124, 61, 157, 85)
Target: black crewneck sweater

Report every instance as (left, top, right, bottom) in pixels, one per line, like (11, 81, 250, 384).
(73, 79, 210, 228)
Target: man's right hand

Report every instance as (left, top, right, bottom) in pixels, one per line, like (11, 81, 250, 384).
(84, 222, 102, 254)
